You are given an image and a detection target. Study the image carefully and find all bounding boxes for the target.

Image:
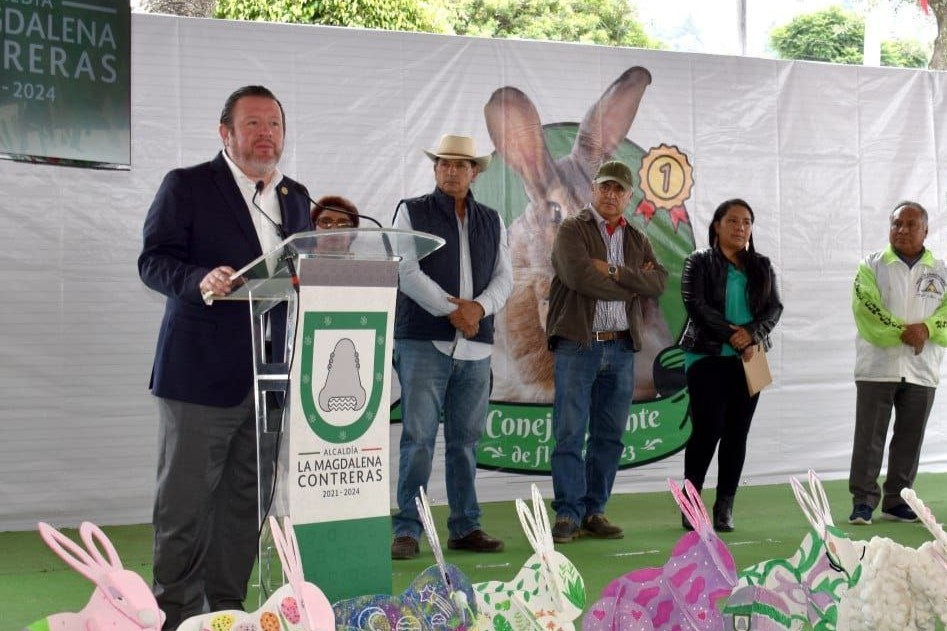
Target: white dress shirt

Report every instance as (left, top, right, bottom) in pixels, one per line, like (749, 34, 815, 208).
(394, 199, 513, 360)
(222, 149, 284, 261)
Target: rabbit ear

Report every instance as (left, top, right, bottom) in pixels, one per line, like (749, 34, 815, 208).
(668, 478, 707, 533)
(531, 484, 554, 551)
(807, 470, 835, 527)
(415, 487, 452, 591)
(516, 495, 542, 555)
(571, 66, 652, 178)
(902, 488, 947, 554)
(38, 522, 101, 585)
(685, 480, 712, 527)
(78, 522, 123, 570)
(790, 474, 826, 536)
(269, 515, 303, 585)
(484, 86, 561, 202)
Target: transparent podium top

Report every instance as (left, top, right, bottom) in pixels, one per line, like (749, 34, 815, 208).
(215, 228, 444, 301)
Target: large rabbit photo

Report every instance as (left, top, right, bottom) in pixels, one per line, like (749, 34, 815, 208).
(479, 66, 677, 404)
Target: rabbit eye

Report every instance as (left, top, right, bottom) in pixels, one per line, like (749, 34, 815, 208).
(549, 202, 562, 224)
(826, 552, 843, 573)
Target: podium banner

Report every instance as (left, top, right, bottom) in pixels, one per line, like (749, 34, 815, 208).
(288, 260, 397, 601)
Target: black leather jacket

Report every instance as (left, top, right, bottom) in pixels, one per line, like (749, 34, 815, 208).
(680, 247, 783, 355)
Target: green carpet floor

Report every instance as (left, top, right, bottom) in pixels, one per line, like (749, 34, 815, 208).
(4, 474, 945, 629)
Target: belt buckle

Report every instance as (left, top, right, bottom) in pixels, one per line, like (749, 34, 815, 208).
(595, 331, 611, 342)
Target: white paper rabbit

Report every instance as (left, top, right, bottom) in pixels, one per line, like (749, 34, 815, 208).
(901, 487, 947, 629)
(177, 515, 334, 631)
(473, 484, 585, 631)
(25, 521, 164, 631)
(725, 470, 865, 631)
(834, 488, 947, 631)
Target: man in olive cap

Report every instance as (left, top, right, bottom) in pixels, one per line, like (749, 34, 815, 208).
(545, 160, 668, 543)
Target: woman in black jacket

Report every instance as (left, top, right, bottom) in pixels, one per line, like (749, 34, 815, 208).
(679, 199, 782, 531)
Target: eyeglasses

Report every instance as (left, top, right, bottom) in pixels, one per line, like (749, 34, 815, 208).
(316, 218, 355, 229)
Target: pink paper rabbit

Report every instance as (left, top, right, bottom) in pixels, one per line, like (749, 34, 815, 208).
(583, 479, 737, 631)
(25, 521, 164, 631)
(177, 515, 334, 631)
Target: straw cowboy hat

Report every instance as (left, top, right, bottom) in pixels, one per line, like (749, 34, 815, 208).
(423, 134, 492, 170)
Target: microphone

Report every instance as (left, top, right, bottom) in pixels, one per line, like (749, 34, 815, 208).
(290, 181, 384, 229)
(291, 181, 393, 258)
(253, 180, 287, 239)
(252, 180, 298, 293)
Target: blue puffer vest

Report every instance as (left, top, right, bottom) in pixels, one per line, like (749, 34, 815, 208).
(395, 188, 500, 344)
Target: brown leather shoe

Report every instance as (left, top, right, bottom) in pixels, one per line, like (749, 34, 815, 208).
(580, 513, 624, 539)
(447, 529, 504, 553)
(391, 535, 420, 560)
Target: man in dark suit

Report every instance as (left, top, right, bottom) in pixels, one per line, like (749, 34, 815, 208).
(138, 85, 312, 630)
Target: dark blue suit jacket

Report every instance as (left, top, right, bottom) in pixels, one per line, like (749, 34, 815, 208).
(138, 152, 312, 407)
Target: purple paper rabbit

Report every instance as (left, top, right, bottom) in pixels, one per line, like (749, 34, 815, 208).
(583, 479, 737, 631)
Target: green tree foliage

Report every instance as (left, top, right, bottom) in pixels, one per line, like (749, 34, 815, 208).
(770, 6, 865, 64)
(214, 0, 662, 49)
(214, 0, 455, 34)
(770, 5, 930, 68)
(881, 38, 930, 67)
(451, 0, 662, 48)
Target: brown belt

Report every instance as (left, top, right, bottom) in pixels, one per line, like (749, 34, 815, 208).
(593, 330, 630, 342)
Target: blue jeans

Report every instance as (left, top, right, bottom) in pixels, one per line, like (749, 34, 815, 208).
(393, 339, 491, 540)
(551, 338, 635, 523)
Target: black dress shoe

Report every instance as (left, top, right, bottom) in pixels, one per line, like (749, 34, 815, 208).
(447, 529, 504, 552)
(714, 494, 735, 532)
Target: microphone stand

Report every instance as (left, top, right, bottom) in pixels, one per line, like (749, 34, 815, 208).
(253, 181, 299, 294)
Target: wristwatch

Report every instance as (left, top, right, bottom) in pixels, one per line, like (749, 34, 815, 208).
(607, 264, 618, 280)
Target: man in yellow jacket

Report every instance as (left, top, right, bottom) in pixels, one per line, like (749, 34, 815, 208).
(849, 201, 947, 525)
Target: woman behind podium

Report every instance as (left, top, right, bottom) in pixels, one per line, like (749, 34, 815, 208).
(679, 198, 782, 532)
(311, 195, 360, 254)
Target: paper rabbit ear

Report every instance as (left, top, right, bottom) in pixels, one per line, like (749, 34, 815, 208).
(269, 515, 303, 585)
(415, 487, 451, 590)
(516, 490, 543, 556)
(807, 470, 835, 527)
(78, 522, 123, 570)
(38, 522, 100, 585)
(531, 484, 554, 550)
(902, 488, 947, 556)
(668, 478, 707, 533)
(790, 470, 829, 536)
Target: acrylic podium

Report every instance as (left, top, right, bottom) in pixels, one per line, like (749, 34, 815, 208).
(214, 228, 444, 603)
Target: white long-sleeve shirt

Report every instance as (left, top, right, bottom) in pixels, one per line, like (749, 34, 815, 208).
(394, 201, 513, 361)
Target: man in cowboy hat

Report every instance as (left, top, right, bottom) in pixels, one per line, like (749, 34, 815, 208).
(390, 134, 513, 559)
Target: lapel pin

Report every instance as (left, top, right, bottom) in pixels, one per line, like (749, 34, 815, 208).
(280, 186, 289, 196)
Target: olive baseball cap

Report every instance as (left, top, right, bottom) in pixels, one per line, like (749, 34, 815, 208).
(594, 160, 634, 190)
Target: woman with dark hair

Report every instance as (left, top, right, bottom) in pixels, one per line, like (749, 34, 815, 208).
(311, 195, 359, 253)
(679, 198, 782, 531)
(311, 195, 359, 229)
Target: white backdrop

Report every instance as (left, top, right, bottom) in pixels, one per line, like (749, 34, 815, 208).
(2, 13, 946, 531)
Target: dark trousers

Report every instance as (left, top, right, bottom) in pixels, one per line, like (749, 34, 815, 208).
(849, 380, 935, 510)
(152, 390, 262, 630)
(683, 355, 759, 497)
